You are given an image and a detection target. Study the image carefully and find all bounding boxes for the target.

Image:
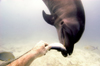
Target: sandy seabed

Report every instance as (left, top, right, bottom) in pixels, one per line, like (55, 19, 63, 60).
(30, 49, 100, 66)
(0, 44, 100, 66)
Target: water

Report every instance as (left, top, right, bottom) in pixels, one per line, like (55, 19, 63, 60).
(0, 0, 59, 57)
(0, 0, 100, 66)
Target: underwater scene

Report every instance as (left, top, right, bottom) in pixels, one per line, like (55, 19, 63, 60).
(0, 0, 100, 66)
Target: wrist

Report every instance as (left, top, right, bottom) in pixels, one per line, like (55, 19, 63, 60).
(30, 49, 40, 59)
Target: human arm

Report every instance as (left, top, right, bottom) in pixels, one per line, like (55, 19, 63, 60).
(7, 41, 51, 66)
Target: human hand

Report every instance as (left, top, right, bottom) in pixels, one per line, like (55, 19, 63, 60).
(31, 41, 66, 58)
(31, 40, 51, 58)
(6, 41, 66, 66)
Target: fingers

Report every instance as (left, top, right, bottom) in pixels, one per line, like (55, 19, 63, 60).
(45, 45, 51, 51)
(32, 40, 49, 57)
(39, 40, 48, 46)
(34, 41, 66, 56)
(35, 40, 48, 47)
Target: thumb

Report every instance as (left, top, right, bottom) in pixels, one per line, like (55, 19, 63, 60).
(45, 45, 51, 51)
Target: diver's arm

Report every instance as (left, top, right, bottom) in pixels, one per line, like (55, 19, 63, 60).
(6, 41, 66, 66)
(7, 41, 51, 66)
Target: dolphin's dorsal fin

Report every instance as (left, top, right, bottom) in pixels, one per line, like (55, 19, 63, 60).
(42, 10, 56, 25)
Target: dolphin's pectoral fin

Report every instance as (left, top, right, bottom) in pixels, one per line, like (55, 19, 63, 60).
(42, 10, 55, 25)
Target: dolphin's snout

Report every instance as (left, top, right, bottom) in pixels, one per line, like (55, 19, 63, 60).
(42, 0, 85, 57)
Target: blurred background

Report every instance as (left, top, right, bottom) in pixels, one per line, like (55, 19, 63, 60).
(0, 0, 100, 57)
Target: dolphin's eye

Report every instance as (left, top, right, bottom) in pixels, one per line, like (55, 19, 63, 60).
(61, 21, 64, 25)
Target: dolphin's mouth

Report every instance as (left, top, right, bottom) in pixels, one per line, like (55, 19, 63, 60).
(60, 27, 68, 56)
(62, 28, 67, 47)
(61, 25, 69, 48)
(60, 25, 74, 57)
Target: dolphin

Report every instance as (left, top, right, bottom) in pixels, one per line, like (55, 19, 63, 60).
(42, 0, 85, 57)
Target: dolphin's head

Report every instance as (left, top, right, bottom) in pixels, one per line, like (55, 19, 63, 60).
(42, 0, 85, 57)
(43, 11, 76, 57)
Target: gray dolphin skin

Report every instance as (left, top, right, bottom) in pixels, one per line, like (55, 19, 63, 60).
(42, 0, 85, 57)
